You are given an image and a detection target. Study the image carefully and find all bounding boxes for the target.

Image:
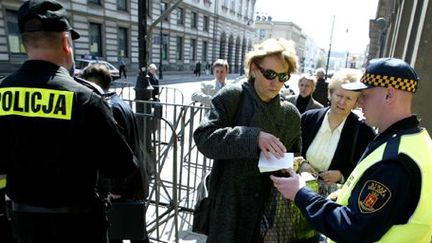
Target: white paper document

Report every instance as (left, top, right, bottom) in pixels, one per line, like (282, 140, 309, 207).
(258, 152, 294, 173)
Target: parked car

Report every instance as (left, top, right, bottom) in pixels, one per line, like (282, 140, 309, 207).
(74, 59, 120, 80)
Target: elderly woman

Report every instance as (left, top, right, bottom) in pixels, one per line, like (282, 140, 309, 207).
(300, 69, 376, 195)
(193, 38, 301, 242)
(286, 75, 323, 113)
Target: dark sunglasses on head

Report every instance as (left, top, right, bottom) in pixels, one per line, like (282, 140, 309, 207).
(257, 65, 290, 82)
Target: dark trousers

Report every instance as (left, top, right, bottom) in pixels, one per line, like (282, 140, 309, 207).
(0, 216, 15, 243)
(12, 211, 109, 243)
(119, 66, 127, 78)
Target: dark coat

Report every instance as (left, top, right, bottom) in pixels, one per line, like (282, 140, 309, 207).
(312, 78, 328, 106)
(301, 107, 376, 178)
(100, 92, 149, 200)
(286, 94, 323, 114)
(148, 73, 159, 99)
(193, 82, 301, 243)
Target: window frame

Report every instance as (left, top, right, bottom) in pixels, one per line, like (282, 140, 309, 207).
(118, 27, 129, 58)
(6, 10, 25, 54)
(191, 12, 198, 29)
(89, 23, 103, 57)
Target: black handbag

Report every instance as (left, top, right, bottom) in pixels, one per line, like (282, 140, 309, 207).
(192, 172, 211, 235)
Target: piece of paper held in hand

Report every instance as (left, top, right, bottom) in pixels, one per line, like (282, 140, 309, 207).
(258, 152, 294, 173)
(300, 172, 317, 182)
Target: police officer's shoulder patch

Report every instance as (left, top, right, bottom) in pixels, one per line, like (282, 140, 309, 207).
(358, 180, 392, 214)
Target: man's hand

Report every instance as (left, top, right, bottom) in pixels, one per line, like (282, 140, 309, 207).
(270, 168, 305, 200)
(258, 131, 286, 159)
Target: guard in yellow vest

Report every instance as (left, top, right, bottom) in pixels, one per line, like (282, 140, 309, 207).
(270, 58, 432, 242)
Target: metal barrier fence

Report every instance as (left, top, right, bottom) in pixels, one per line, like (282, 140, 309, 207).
(120, 85, 211, 242)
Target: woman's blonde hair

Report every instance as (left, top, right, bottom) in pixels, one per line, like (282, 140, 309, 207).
(328, 68, 363, 96)
(244, 38, 298, 81)
(298, 75, 317, 90)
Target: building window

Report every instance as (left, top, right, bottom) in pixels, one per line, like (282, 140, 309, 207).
(238, 0, 242, 13)
(161, 2, 168, 21)
(230, 0, 235, 11)
(162, 34, 168, 60)
(202, 41, 208, 61)
(176, 36, 183, 60)
(6, 10, 25, 54)
(89, 23, 103, 57)
(222, 0, 228, 7)
(177, 7, 184, 25)
(191, 12, 198, 29)
(88, 0, 101, 5)
(203, 16, 209, 32)
(117, 0, 127, 11)
(191, 39, 197, 61)
(118, 27, 128, 57)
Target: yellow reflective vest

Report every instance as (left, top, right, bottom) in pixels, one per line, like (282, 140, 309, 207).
(0, 175, 6, 190)
(333, 129, 432, 242)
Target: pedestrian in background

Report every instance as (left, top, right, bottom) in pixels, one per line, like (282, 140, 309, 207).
(191, 59, 229, 107)
(82, 64, 150, 243)
(195, 61, 201, 77)
(194, 38, 301, 242)
(313, 68, 329, 106)
(118, 58, 127, 79)
(271, 58, 432, 242)
(147, 63, 159, 100)
(0, 1, 137, 242)
(285, 74, 323, 114)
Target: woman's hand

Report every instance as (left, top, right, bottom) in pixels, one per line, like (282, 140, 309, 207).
(299, 160, 318, 177)
(258, 131, 286, 159)
(319, 170, 342, 184)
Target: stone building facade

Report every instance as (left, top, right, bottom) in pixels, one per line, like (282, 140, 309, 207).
(0, 0, 256, 75)
(370, 0, 432, 131)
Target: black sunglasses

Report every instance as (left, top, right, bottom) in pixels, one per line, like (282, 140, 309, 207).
(257, 65, 290, 82)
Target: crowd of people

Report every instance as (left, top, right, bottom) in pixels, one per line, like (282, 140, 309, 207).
(1, 1, 431, 243)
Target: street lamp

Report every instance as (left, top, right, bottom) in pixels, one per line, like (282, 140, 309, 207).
(240, 19, 253, 76)
(374, 17, 387, 58)
(325, 16, 335, 79)
(159, 3, 164, 80)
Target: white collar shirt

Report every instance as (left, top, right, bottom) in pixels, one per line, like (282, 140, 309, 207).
(306, 110, 347, 172)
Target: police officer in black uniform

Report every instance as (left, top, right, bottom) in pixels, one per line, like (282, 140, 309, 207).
(270, 58, 432, 242)
(0, 1, 137, 242)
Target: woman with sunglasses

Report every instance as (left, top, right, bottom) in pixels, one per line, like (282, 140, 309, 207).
(194, 38, 304, 242)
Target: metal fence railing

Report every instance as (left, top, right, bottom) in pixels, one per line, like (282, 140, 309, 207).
(116, 84, 211, 242)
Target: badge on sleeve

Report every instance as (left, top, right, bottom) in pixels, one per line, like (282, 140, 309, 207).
(358, 180, 392, 214)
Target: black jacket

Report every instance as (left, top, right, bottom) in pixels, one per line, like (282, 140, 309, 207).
(301, 107, 376, 178)
(100, 92, 149, 200)
(0, 60, 136, 207)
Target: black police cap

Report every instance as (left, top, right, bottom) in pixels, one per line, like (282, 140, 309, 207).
(18, 0, 80, 40)
(342, 58, 419, 93)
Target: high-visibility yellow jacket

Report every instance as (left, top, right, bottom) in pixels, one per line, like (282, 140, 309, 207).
(334, 129, 432, 242)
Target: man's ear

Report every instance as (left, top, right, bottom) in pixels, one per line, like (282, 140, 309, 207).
(385, 87, 396, 101)
(62, 33, 73, 54)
